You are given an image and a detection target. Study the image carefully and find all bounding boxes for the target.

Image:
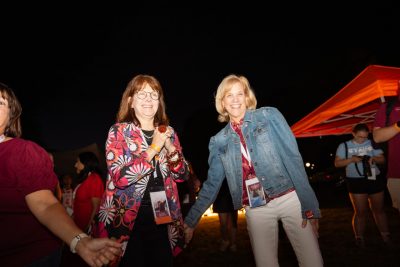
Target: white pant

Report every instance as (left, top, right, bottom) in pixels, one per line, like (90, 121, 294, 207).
(245, 191, 323, 267)
(387, 178, 400, 211)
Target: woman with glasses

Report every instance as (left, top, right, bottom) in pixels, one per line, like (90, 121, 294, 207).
(334, 123, 391, 248)
(91, 74, 189, 267)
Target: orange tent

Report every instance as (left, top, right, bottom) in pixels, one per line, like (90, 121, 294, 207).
(291, 65, 400, 138)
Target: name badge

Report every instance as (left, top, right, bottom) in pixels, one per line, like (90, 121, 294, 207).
(150, 190, 173, 224)
(245, 177, 267, 208)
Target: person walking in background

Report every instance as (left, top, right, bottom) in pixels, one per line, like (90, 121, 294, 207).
(73, 151, 104, 232)
(0, 82, 121, 267)
(62, 152, 105, 266)
(91, 74, 190, 267)
(61, 173, 75, 216)
(184, 74, 323, 267)
(335, 123, 391, 248)
(373, 93, 400, 216)
(212, 179, 239, 252)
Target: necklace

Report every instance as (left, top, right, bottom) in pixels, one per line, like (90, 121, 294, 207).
(142, 130, 154, 139)
(0, 134, 5, 143)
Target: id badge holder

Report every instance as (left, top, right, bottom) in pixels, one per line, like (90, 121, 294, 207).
(245, 177, 267, 208)
(368, 167, 377, 180)
(149, 187, 173, 224)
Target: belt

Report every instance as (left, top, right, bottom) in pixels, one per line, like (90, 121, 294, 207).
(264, 188, 295, 203)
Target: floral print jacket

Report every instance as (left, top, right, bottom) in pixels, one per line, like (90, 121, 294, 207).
(92, 123, 189, 265)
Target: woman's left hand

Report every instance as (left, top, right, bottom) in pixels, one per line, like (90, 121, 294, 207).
(152, 126, 172, 150)
(302, 218, 319, 238)
(163, 127, 176, 153)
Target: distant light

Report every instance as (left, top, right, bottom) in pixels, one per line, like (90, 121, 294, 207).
(202, 205, 217, 217)
(305, 162, 311, 167)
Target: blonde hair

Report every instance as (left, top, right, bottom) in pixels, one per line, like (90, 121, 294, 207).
(116, 74, 169, 127)
(215, 74, 257, 122)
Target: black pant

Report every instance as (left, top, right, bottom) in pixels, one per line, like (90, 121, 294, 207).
(119, 205, 172, 267)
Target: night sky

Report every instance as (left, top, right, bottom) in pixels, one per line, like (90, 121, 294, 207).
(2, 4, 400, 177)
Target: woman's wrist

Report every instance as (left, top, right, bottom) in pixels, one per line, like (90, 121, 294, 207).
(166, 150, 183, 169)
(150, 143, 161, 153)
(167, 146, 176, 154)
(70, 233, 90, 253)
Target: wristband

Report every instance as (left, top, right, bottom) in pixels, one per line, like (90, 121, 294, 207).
(305, 210, 314, 219)
(70, 233, 89, 253)
(150, 144, 161, 153)
(395, 121, 400, 131)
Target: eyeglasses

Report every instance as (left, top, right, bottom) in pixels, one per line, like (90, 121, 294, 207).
(136, 91, 160, 100)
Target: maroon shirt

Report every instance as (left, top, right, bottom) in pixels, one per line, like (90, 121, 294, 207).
(0, 138, 62, 266)
(373, 100, 400, 178)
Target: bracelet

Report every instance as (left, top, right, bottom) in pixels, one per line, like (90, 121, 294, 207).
(305, 210, 314, 219)
(167, 150, 183, 169)
(167, 150, 179, 162)
(166, 150, 179, 161)
(395, 121, 400, 131)
(70, 233, 89, 253)
(150, 143, 161, 153)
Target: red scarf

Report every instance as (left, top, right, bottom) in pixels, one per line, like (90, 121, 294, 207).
(231, 120, 256, 206)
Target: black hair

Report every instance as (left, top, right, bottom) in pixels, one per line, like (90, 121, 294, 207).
(76, 151, 102, 183)
(352, 123, 369, 133)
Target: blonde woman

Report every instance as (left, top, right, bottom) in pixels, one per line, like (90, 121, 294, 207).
(184, 75, 323, 267)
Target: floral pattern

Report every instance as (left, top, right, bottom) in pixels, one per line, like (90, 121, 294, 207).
(91, 122, 189, 266)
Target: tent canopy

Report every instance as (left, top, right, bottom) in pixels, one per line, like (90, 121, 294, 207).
(291, 65, 400, 138)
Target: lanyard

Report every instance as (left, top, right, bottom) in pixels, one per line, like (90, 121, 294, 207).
(240, 142, 252, 167)
(230, 122, 252, 167)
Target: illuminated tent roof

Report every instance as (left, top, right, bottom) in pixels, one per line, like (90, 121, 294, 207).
(291, 65, 400, 138)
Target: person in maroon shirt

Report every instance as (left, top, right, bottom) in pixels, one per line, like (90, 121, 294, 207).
(0, 82, 122, 267)
(373, 93, 400, 216)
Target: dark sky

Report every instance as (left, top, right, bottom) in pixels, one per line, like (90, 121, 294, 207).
(2, 4, 400, 176)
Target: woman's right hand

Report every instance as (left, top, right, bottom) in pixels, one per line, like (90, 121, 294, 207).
(76, 237, 122, 267)
(183, 223, 195, 245)
(351, 155, 362, 163)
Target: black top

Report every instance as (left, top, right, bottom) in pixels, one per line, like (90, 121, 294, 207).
(141, 130, 164, 206)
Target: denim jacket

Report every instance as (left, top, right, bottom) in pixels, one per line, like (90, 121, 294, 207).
(185, 107, 321, 228)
